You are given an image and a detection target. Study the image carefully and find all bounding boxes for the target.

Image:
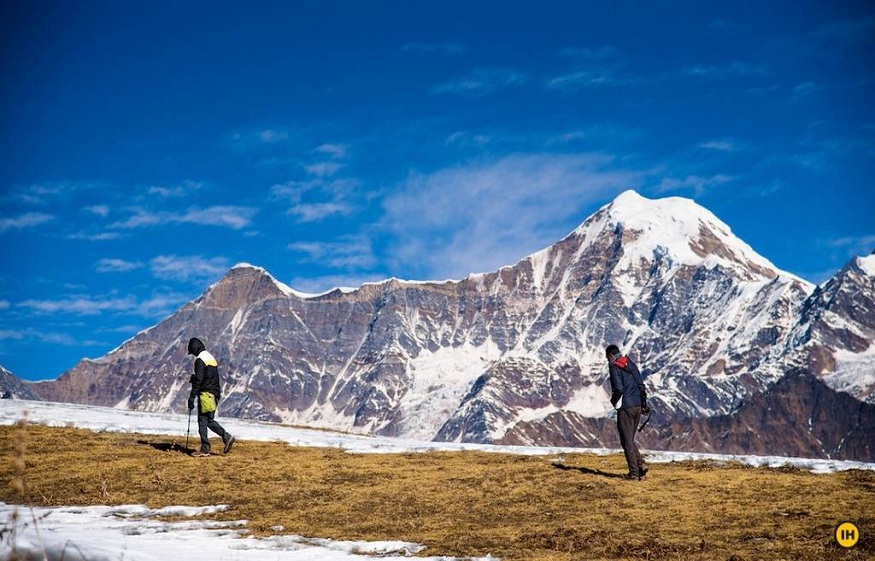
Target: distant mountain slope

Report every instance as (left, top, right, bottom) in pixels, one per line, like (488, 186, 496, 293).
(26, 191, 875, 460)
(0, 365, 40, 400)
(788, 253, 875, 401)
(499, 369, 875, 461)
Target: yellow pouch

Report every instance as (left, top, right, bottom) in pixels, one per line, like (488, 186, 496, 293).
(199, 392, 217, 413)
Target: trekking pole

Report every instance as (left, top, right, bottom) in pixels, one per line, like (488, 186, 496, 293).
(638, 406, 652, 431)
(185, 408, 192, 451)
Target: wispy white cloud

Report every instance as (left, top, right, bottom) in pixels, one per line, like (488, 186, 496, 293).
(0, 300, 10, 310)
(9, 287, 189, 323)
(85, 205, 111, 217)
(182, 206, 257, 229)
(109, 208, 165, 229)
(95, 258, 144, 273)
(111, 206, 257, 230)
(653, 174, 735, 196)
(549, 131, 588, 144)
(272, 178, 360, 200)
(313, 143, 348, 159)
(0, 212, 54, 232)
(0, 329, 22, 340)
(19, 295, 137, 316)
(445, 131, 490, 148)
(813, 17, 875, 45)
(68, 231, 123, 241)
(267, 141, 363, 222)
(5, 183, 65, 205)
(400, 42, 466, 56)
(547, 45, 632, 91)
(305, 162, 345, 177)
(148, 181, 202, 198)
(432, 68, 527, 96)
(680, 61, 769, 78)
(100, 324, 147, 334)
(288, 202, 354, 223)
(4, 181, 107, 207)
(33, 331, 86, 346)
(288, 236, 376, 270)
(271, 170, 361, 223)
(546, 70, 632, 90)
(778, 125, 875, 173)
(270, 181, 310, 204)
(230, 128, 291, 146)
(150, 255, 229, 284)
(699, 140, 738, 152)
(791, 82, 823, 96)
(547, 123, 645, 147)
(136, 290, 192, 318)
(827, 234, 875, 258)
(382, 153, 643, 279)
(0, 327, 84, 346)
(258, 129, 290, 143)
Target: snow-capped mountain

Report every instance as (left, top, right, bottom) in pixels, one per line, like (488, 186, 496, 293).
(788, 253, 875, 401)
(24, 191, 875, 460)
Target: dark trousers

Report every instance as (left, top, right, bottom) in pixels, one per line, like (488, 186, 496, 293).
(197, 408, 229, 453)
(617, 406, 644, 476)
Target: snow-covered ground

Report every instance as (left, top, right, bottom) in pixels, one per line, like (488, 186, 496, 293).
(2, 399, 873, 561)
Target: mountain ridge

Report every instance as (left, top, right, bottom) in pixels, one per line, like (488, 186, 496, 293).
(6, 190, 873, 460)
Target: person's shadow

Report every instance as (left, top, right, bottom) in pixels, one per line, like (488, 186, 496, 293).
(137, 440, 195, 455)
(551, 460, 625, 479)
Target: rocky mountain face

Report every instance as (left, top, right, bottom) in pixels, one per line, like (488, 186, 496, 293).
(0, 365, 40, 400)
(787, 254, 875, 401)
(24, 191, 875, 461)
(499, 368, 875, 461)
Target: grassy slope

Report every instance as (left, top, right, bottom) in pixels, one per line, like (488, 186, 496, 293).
(1, 424, 873, 561)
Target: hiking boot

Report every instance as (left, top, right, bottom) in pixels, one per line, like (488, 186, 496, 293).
(639, 465, 649, 478)
(223, 436, 236, 454)
(621, 473, 640, 481)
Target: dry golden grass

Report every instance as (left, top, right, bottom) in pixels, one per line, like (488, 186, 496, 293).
(1, 423, 873, 561)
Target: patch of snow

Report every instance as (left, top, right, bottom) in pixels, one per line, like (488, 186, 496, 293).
(230, 307, 247, 333)
(857, 253, 875, 276)
(2, 399, 873, 470)
(276, 402, 364, 436)
(822, 346, 875, 401)
(526, 246, 554, 293)
(496, 383, 616, 437)
(606, 191, 778, 275)
(398, 343, 501, 440)
(0, 503, 491, 561)
(564, 383, 616, 417)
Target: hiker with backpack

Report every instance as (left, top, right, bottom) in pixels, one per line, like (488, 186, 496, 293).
(187, 337, 236, 456)
(606, 344, 649, 480)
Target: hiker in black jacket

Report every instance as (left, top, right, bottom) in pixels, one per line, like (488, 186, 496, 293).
(606, 344, 649, 480)
(187, 337, 235, 456)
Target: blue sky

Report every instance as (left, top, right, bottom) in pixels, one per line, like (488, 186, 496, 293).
(1, 1, 873, 381)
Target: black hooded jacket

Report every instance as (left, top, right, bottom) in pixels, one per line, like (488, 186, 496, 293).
(187, 338, 222, 402)
(608, 355, 646, 410)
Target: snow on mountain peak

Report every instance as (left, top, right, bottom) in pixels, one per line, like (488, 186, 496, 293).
(592, 190, 780, 279)
(228, 262, 300, 297)
(858, 254, 875, 277)
(607, 190, 722, 232)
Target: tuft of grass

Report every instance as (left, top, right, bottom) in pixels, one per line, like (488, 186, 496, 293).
(1, 424, 873, 561)
(9, 416, 28, 502)
(2, 414, 50, 561)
